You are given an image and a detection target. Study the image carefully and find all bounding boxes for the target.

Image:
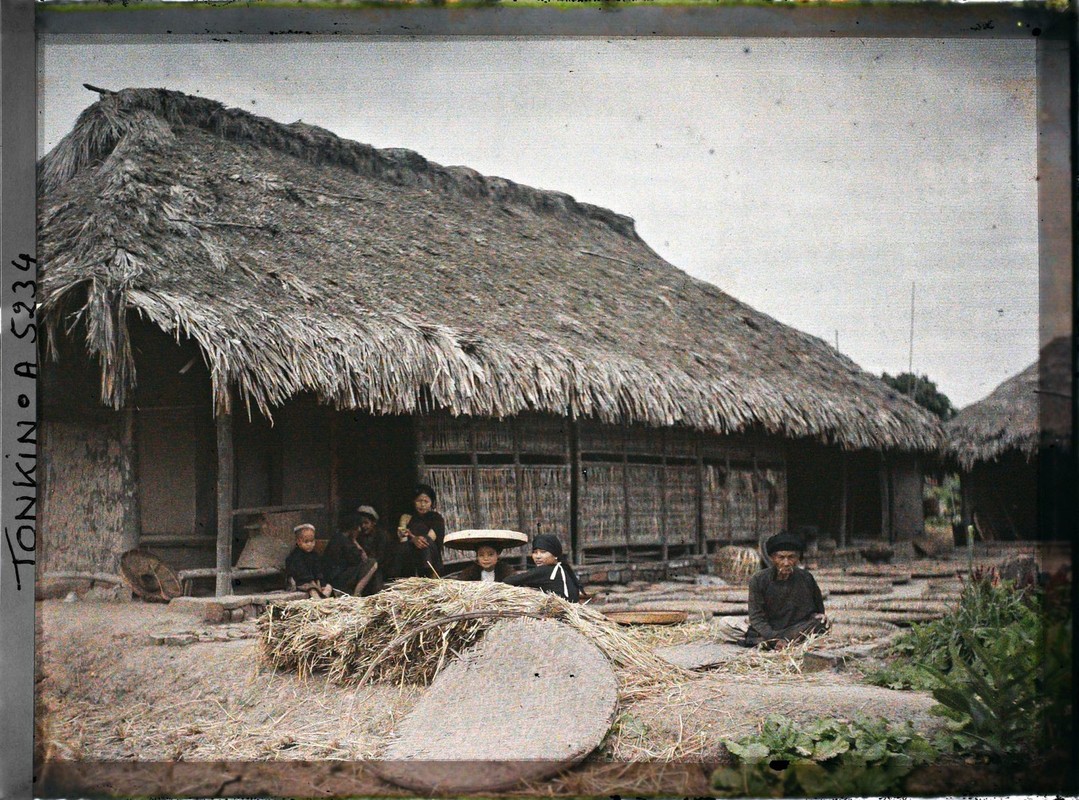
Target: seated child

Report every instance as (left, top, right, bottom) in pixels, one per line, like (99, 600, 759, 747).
(454, 543, 515, 583)
(504, 534, 584, 602)
(284, 523, 333, 599)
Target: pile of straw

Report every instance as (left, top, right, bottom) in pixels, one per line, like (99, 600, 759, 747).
(258, 578, 684, 691)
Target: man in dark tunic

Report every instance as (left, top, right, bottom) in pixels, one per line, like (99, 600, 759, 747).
(745, 531, 827, 649)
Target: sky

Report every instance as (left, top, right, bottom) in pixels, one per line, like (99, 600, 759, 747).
(38, 37, 1046, 409)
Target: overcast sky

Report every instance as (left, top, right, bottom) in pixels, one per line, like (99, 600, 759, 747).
(39, 37, 1043, 408)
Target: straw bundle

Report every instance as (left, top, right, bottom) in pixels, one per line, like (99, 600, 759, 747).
(710, 545, 762, 583)
(258, 578, 683, 689)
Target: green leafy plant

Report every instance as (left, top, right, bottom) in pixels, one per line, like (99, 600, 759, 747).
(865, 573, 1072, 766)
(866, 576, 1038, 690)
(711, 715, 937, 797)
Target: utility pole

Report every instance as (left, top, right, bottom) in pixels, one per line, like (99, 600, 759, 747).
(907, 281, 915, 396)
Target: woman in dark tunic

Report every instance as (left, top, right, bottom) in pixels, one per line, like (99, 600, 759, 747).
(322, 506, 390, 596)
(504, 534, 583, 602)
(393, 484, 446, 578)
(744, 530, 827, 649)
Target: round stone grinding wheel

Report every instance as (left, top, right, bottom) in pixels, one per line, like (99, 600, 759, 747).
(373, 617, 619, 793)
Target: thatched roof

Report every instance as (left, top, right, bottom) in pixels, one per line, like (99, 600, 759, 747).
(38, 87, 941, 452)
(946, 336, 1073, 470)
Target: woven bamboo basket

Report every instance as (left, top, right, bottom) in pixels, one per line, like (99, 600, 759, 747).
(711, 545, 762, 584)
(119, 549, 183, 602)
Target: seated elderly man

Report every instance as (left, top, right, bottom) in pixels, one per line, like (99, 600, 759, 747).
(744, 531, 828, 650)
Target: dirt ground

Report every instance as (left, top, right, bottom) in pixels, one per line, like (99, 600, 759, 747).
(36, 595, 940, 796)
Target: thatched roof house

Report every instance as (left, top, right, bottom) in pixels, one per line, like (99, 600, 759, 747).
(39, 87, 942, 591)
(945, 336, 1073, 540)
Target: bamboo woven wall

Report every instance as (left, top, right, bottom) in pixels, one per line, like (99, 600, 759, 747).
(421, 415, 787, 555)
(418, 412, 569, 456)
(665, 464, 699, 545)
(728, 465, 757, 540)
(757, 464, 788, 538)
(424, 466, 475, 533)
(519, 466, 571, 540)
(702, 463, 732, 541)
(579, 463, 626, 546)
(419, 413, 570, 560)
(626, 463, 663, 545)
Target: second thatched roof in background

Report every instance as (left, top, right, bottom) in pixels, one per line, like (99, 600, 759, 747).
(946, 336, 1072, 470)
(38, 87, 942, 452)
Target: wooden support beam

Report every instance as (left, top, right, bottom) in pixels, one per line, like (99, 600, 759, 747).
(215, 412, 234, 598)
(695, 448, 705, 556)
(569, 412, 581, 565)
(839, 453, 848, 548)
(328, 412, 339, 531)
(120, 407, 141, 553)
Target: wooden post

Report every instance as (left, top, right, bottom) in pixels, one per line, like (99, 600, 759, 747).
(622, 438, 631, 562)
(695, 447, 705, 557)
(660, 453, 669, 563)
(328, 412, 339, 532)
(120, 407, 141, 553)
(838, 452, 848, 548)
(470, 424, 484, 529)
(513, 423, 525, 534)
(568, 411, 580, 566)
(879, 458, 891, 544)
(725, 454, 733, 542)
(215, 412, 234, 598)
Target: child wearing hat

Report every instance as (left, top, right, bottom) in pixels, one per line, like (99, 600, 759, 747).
(744, 530, 827, 649)
(284, 523, 333, 599)
(453, 542, 516, 583)
(504, 534, 584, 602)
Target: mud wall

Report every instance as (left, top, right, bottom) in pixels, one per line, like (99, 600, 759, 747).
(40, 416, 132, 574)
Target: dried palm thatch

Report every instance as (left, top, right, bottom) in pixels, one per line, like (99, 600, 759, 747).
(946, 336, 1072, 470)
(710, 545, 762, 584)
(38, 87, 941, 453)
(257, 578, 684, 692)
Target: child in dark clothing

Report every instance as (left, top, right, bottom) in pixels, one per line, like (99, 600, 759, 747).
(284, 523, 333, 599)
(504, 534, 584, 602)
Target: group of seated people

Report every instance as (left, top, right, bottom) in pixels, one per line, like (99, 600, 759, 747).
(284, 483, 585, 603)
(286, 484, 827, 649)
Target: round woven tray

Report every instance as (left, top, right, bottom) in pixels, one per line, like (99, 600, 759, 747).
(909, 563, 962, 579)
(603, 610, 689, 626)
(826, 619, 901, 644)
(817, 581, 893, 595)
(119, 548, 183, 602)
(845, 566, 913, 584)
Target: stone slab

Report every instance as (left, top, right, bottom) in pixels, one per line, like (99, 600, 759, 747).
(166, 591, 306, 617)
(655, 641, 747, 670)
(373, 617, 618, 794)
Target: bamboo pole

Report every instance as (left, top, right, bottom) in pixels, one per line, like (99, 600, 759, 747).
(215, 412, 234, 598)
